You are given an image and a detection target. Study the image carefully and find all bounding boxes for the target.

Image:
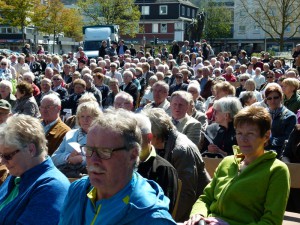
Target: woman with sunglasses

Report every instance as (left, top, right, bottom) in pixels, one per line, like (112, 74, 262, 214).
(52, 101, 102, 178)
(0, 115, 69, 225)
(264, 83, 296, 158)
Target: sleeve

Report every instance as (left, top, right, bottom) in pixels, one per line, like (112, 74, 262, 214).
(172, 146, 203, 222)
(22, 101, 38, 117)
(270, 113, 296, 148)
(51, 132, 72, 166)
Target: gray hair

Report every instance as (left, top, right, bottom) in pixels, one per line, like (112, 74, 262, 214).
(0, 114, 47, 156)
(23, 72, 35, 82)
(41, 93, 61, 106)
(142, 108, 175, 141)
(213, 96, 242, 119)
(81, 67, 92, 76)
(245, 78, 256, 90)
(114, 91, 134, 104)
(187, 82, 200, 94)
(78, 92, 98, 104)
(76, 101, 102, 127)
(123, 70, 133, 79)
(0, 80, 13, 93)
(91, 109, 142, 167)
(171, 90, 193, 105)
(152, 80, 169, 92)
(134, 113, 152, 134)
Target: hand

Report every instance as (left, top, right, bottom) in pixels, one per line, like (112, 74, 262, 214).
(203, 217, 229, 225)
(183, 214, 204, 225)
(68, 155, 83, 164)
(207, 144, 221, 153)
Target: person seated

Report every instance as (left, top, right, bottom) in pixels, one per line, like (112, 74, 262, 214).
(264, 83, 297, 157)
(281, 78, 300, 114)
(40, 94, 70, 156)
(143, 81, 171, 115)
(239, 91, 257, 107)
(114, 91, 134, 111)
(170, 91, 203, 147)
(119, 70, 138, 108)
(0, 99, 12, 125)
(35, 78, 59, 106)
(134, 113, 179, 214)
(52, 74, 68, 100)
(143, 108, 211, 222)
(201, 97, 242, 157)
(52, 101, 102, 178)
(12, 81, 40, 117)
(0, 80, 16, 108)
(0, 115, 69, 224)
(58, 109, 176, 225)
(184, 106, 290, 225)
(239, 78, 262, 102)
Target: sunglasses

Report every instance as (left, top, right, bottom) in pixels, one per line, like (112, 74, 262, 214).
(240, 79, 247, 81)
(1, 63, 7, 66)
(266, 76, 274, 78)
(0, 149, 20, 161)
(52, 78, 60, 81)
(266, 96, 280, 101)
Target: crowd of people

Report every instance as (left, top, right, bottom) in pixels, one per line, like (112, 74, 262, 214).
(0, 40, 299, 224)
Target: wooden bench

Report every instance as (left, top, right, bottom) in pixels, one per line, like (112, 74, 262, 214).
(202, 157, 300, 224)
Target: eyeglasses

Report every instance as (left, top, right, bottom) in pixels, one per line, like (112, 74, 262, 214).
(52, 78, 60, 81)
(81, 146, 126, 160)
(0, 149, 20, 161)
(266, 76, 274, 78)
(266, 96, 280, 101)
(1, 63, 7, 66)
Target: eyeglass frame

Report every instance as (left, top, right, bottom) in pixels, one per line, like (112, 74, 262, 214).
(0, 149, 20, 161)
(81, 146, 126, 160)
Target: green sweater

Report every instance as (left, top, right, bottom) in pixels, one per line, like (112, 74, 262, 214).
(191, 150, 290, 225)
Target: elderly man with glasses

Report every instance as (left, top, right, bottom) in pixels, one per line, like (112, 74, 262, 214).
(58, 109, 176, 225)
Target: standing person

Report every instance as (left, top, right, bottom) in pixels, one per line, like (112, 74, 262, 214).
(58, 109, 176, 225)
(184, 106, 290, 225)
(36, 45, 45, 55)
(171, 40, 180, 59)
(98, 40, 108, 58)
(0, 115, 70, 225)
(116, 39, 128, 56)
(292, 44, 300, 74)
(22, 44, 31, 57)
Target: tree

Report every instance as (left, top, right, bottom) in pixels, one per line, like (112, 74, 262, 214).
(187, 0, 232, 44)
(61, 8, 84, 42)
(203, 1, 232, 43)
(77, 0, 141, 37)
(237, 0, 300, 51)
(0, 0, 38, 44)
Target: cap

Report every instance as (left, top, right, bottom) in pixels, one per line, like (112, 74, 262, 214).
(0, 99, 11, 110)
(111, 41, 118, 45)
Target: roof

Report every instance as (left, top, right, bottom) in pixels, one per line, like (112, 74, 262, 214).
(135, 0, 198, 8)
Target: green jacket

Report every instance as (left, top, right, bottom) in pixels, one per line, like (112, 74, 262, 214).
(191, 149, 290, 225)
(284, 93, 300, 114)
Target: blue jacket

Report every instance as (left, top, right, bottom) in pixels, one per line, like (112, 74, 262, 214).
(0, 157, 70, 225)
(58, 172, 176, 225)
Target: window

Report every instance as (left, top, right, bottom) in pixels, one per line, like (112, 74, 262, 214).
(240, 10, 246, 17)
(152, 24, 158, 33)
(141, 6, 150, 15)
(181, 6, 185, 16)
(239, 26, 246, 34)
(253, 25, 260, 34)
(191, 9, 195, 18)
(159, 5, 168, 15)
(187, 8, 190, 17)
(161, 23, 167, 33)
(285, 25, 291, 33)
